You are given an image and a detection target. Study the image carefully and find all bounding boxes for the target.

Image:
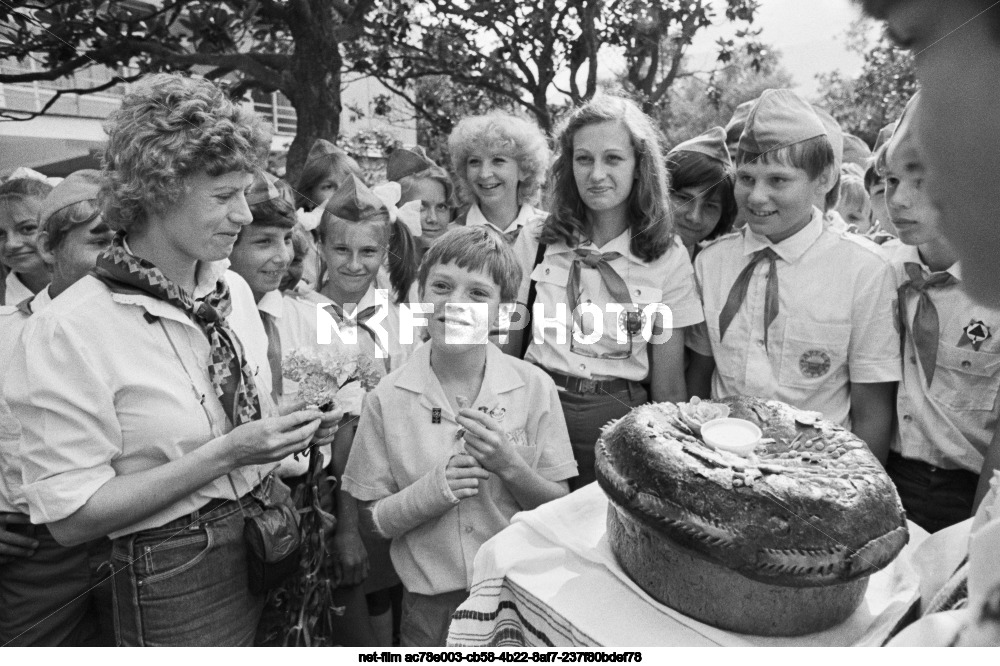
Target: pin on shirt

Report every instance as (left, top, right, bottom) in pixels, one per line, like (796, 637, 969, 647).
(431, 407, 442, 424)
(959, 319, 992, 351)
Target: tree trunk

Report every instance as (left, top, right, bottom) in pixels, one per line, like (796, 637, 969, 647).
(282, 4, 345, 185)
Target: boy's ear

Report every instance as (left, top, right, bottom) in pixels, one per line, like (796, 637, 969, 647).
(814, 164, 837, 196)
(36, 230, 57, 267)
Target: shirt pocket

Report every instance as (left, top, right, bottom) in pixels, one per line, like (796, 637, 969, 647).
(530, 262, 570, 289)
(504, 428, 537, 465)
(930, 346, 1000, 411)
(778, 318, 852, 389)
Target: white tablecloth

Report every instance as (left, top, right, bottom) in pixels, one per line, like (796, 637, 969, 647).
(448, 483, 929, 647)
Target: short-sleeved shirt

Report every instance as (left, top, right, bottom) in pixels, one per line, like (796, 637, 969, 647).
(884, 243, 1000, 473)
(1, 271, 34, 307)
(0, 288, 51, 513)
(2, 263, 278, 536)
(521, 230, 704, 382)
(687, 208, 901, 426)
(342, 342, 577, 595)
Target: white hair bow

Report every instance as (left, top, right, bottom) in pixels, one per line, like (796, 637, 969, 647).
(371, 181, 423, 237)
(296, 205, 324, 232)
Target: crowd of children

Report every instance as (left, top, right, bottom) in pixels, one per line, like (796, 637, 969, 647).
(0, 48, 998, 647)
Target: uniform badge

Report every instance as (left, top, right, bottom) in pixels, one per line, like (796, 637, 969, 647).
(431, 407, 442, 424)
(618, 309, 646, 337)
(799, 350, 831, 378)
(959, 319, 991, 351)
(489, 406, 506, 422)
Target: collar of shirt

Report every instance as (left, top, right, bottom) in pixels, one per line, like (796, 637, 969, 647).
(546, 228, 646, 267)
(394, 342, 525, 423)
(28, 286, 52, 314)
(4, 271, 35, 306)
(257, 288, 285, 319)
(314, 283, 388, 319)
(466, 202, 542, 234)
(824, 209, 849, 231)
(743, 207, 825, 264)
(894, 242, 963, 281)
(108, 243, 232, 327)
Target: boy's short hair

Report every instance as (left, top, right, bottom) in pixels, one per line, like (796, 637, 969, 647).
(417, 226, 523, 303)
(737, 135, 836, 181)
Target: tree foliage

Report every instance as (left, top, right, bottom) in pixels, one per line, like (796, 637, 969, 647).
(814, 18, 917, 147)
(1, 0, 766, 178)
(354, 0, 763, 133)
(658, 45, 793, 148)
(0, 0, 375, 180)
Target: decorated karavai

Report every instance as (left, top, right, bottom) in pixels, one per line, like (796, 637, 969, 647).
(596, 395, 908, 636)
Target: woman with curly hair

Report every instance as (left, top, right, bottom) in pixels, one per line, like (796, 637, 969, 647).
(448, 112, 550, 244)
(3, 74, 341, 646)
(515, 95, 704, 488)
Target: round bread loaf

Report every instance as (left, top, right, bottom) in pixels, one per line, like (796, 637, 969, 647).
(595, 396, 908, 637)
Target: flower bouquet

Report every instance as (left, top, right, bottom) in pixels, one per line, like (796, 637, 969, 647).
(259, 349, 384, 647)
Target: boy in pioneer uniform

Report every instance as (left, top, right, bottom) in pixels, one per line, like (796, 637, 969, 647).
(686, 89, 901, 462)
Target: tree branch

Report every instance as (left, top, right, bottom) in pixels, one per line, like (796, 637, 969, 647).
(0, 73, 143, 122)
(136, 43, 286, 89)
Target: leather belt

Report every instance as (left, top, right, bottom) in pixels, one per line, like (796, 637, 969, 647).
(543, 368, 639, 395)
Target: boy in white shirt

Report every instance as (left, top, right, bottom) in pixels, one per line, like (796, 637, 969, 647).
(879, 92, 1000, 532)
(687, 89, 901, 461)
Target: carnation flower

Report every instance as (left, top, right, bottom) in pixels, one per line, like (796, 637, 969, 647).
(282, 349, 384, 410)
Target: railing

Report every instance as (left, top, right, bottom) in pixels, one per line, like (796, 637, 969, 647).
(0, 59, 133, 118)
(0, 60, 297, 136)
(0, 60, 412, 143)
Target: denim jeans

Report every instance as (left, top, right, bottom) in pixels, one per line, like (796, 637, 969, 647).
(558, 383, 649, 491)
(110, 494, 265, 646)
(0, 520, 113, 646)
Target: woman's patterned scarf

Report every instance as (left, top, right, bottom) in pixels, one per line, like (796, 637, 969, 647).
(93, 232, 261, 426)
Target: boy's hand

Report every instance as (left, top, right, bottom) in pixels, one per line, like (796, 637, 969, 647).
(331, 525, 369, 587)
(457, 409, 523, 479)
(445, 453, 490, 499)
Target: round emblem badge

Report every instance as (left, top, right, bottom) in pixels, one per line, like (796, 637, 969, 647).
(618, 309, 646, 336)
(799, 350, 831, 378)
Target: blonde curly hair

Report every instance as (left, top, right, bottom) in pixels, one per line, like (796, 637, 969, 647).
(99, 73, 271, 233)
(448, 113, 551, 207)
